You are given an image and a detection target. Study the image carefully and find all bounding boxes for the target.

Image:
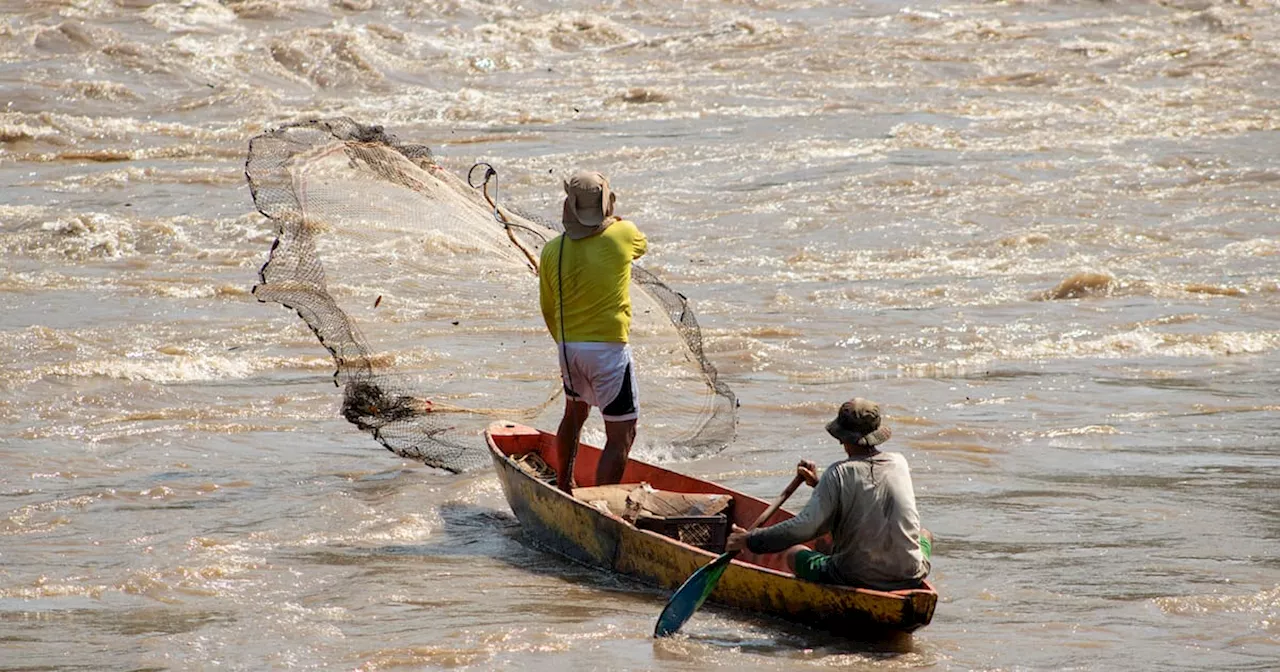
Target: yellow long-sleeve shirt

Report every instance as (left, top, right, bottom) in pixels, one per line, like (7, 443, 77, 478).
(539, 219, 647, 343)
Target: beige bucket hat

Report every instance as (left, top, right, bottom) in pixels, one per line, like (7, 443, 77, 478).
(562, 170, 617, 240)
(825, 398, 893, 447)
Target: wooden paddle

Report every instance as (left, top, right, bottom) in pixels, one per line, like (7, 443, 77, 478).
(653, 473, 806, 637)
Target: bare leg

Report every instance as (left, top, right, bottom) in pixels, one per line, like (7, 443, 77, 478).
(556, 399, 590, 493)
(783, 545, 811, 574)
(741, 543, 809, 575)
(596, 418, 637, 486)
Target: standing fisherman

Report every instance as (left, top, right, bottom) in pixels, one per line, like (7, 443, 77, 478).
(539, 171, 648, 493)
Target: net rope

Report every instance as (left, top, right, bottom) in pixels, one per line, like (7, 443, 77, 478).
(246, 117, 736, 472)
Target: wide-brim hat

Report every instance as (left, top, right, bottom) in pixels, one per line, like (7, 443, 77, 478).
(825, 397, 892, 446)
(562, 170, 617, 240)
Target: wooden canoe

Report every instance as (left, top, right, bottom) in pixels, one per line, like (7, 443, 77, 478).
(485, 421, 938, 636)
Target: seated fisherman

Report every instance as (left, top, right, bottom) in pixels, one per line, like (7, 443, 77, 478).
(726, 398, 933, 591)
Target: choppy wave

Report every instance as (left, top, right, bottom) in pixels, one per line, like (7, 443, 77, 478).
(1155, 586, 1279, 621)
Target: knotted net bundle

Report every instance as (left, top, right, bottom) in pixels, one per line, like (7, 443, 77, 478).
(246, 117, 736, 472)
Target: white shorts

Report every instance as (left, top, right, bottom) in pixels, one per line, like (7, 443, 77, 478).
(557, 342, 639, 422)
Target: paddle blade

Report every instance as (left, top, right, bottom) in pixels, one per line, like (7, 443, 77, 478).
(654, 552, 736, 638)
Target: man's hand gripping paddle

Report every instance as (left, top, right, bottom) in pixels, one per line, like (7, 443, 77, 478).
(653, 473, 806, 637)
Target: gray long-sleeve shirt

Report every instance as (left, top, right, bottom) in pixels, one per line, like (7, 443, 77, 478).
(747, 451, 930, 590)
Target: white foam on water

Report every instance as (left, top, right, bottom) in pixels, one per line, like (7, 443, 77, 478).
(142, 0, 240, 34)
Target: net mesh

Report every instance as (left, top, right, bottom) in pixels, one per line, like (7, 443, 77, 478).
(246, 117, 736, 472)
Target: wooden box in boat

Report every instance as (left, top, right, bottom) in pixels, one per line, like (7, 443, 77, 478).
(485, 421, 938, 635)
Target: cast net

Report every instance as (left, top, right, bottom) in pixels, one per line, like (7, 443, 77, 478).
(245, 117, 736, 472)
